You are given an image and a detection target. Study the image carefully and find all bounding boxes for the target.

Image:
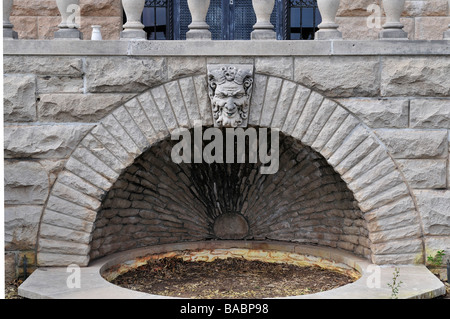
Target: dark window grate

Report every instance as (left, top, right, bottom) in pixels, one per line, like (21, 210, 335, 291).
(286, 0, 321, 40)
(143, 0, 172, 40)
(136, 0, 321, 40)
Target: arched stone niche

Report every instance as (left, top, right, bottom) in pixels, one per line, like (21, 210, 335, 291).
(36, 75, 425, 267)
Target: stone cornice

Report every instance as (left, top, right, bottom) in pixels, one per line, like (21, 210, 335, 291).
(3, 39, 450, 56)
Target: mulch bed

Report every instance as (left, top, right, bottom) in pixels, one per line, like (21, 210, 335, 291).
(111, 257, 356, 299)
(5, 280, 25, 299)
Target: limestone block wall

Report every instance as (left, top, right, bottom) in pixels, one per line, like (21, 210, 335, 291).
(337, 0, 450, 40)
(8, 0, 450, 40)
(3, 40, 450, 281)
(10, 0, 122, 40)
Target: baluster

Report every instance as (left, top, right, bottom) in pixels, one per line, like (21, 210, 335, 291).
(3, 0, 18, 39)
(121, 0, 146, 39)
(379, 0, 408, 39)
(54, 0, 83, 39)
(315, 0, 342, 40)
(251, 0, 276, 40)
(186, 0, 212, 40)
(444, 0, 450, 39)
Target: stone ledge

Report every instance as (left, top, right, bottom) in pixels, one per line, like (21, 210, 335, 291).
(18, 241, 446, 299)
(4, 40, 450, 57)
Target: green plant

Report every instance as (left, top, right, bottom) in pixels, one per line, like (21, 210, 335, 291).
(427, 250, 446, 267)
(387, 268, 403, 299)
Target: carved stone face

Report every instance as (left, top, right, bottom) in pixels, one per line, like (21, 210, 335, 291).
(208, 65, 253, 128)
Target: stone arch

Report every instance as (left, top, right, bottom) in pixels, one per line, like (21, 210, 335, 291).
(36, 75, 425, 267)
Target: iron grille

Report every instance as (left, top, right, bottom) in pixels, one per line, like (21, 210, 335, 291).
(286, 0, 321, 40)
(143, 0, 172, 40)
(134, 0, 320, 40)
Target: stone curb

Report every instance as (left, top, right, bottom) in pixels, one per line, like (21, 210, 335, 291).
(18, 241, 446, 299)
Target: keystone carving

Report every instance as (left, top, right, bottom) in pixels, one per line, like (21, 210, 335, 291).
(207, 64, 254, 128)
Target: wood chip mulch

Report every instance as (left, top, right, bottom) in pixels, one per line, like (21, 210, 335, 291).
(110, 257, 356, 299)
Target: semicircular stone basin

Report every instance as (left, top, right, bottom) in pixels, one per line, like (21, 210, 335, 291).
(100, 241, 366, 299)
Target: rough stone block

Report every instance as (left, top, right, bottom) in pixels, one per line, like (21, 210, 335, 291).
(327, 125, 370, 167)
(90, 124, 136, 167)
(348, 158, 397, 192)
(311, 106, 349, 153)
(415, 17, 450, 40)
(80, 0, 122, 17)
(37, 93, 135, 122)
(415, 190, 450, 236)
(375, 129, 448, 159)
(178, 77, 203, 126)
(365, 196, 418, 223)
(302, 99, 338, 146)
(37, 252, 89, 267)
(36, 76, 83, 93)
(370, 238, 423, 255)
(5, 206, 43, 250)
(165, 81, 191, 128)
(51, 181, 102, 211)
(193, 75, 213, 126)
(38, 238, 91, 256)
(320, 116, 360, 160)
(260, 77, 284, 127)
(85, 57, 167, 93)
(359, 182, 410, 212)
(255, 57, 294, 80)
(397, 159, 447, 189)
(167, 57, 206, 80)
(57, 170, 105, 201)
(101, 114, 141, 156)
(112, 107, 150, 152)
(337, 0, 381, 17)
(3, 74, 37, 122)
(3, 56, 83, 76)
(4, 124, 94, 159)
(37, 16, 60, 39)
(342, 146, 389, 184)
(249, 75, 268, 127)
(9, 16, 38, 39)
(151, 85, 178, 132)
(404, 0, 449, 17)
(336, 98, 409, 128)
(381, 57, 450, 97)
(335, 135, 379, 176)
(11, 0, 58, 16)
(270, 80, 299, 129)
(410, 99, 450, 129)
(4, 161, 49, 205)
(42, 210, 94, 234)
(65, 157, 112, 192)
(46, 195, 97, 222)
(294, 56, 380, 97)
(291, 91, 324, 140)
(80, 134, 124, 173)
(353, 170, 405, 203)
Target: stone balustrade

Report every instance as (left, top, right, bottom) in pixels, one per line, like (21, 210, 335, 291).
(3, 0, 450, 40)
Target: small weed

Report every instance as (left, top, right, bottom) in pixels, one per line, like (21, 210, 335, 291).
(387, 268, 403, 299)
(427, 250, 446, 268)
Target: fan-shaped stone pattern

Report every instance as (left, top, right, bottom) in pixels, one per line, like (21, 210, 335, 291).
(90, 131, 370, 261)
(37, 76, 425, 266)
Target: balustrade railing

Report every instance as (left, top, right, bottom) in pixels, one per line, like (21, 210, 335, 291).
(3, 0, 450, 40)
